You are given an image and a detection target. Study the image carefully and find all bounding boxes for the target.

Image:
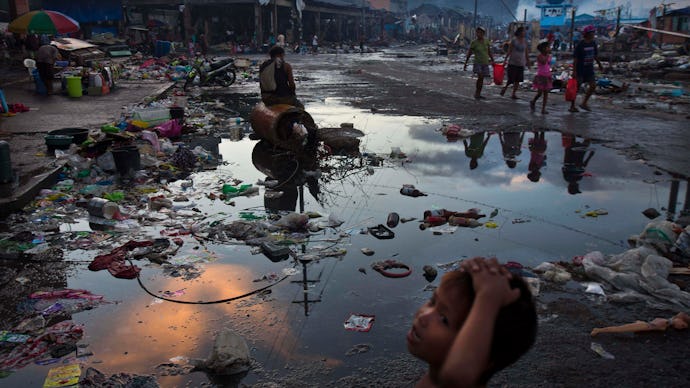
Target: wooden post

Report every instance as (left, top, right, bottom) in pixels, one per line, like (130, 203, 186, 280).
(570, 7, 576, 50)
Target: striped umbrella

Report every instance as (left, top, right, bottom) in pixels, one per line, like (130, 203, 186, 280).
(8, 10, 80, 35)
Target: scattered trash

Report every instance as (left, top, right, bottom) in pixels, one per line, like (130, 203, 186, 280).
(642, 207, 661, 219)
(489, 209, 499, 218)
(422, 265, 438, 282)
(590, 342, 615, 359)
(43, 364, 81, 388)
(484, 221, 498, 229)
(368, 224, 395, 239)
(585, 209, 609, 218)
(534, 262, 572, 283)
(400, 184, 427, 197)
(386, 212, 400, 228)
(371, 259, 412, 278)
(591, 312, 690, 337)
(358, 267, 367, 275)
(361, 248, 375, 256)
(583, 282, 607, 296)
(512, 218, 531, 224)
(344, 314, 375, 332)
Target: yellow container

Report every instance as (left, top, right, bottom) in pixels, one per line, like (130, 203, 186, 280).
(66, 76, 82, 98)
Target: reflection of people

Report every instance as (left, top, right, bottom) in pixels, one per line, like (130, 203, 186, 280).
(500, 27, 529, 99)
(463, 132, 492, 170)
(36, 37, 61, 95)
(591, 312, 689, 337)
(562, 134, 595, 195)
(408, 257, 537, 388)
(463, 27, 494, 100)
(499, 131, 524, 169)
(569, 25, 603, 112)
(259, 46, 303, 108)
(527, 131, 547, 182)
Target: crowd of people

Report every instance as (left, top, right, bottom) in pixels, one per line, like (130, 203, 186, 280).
(464, 24, 604, 114)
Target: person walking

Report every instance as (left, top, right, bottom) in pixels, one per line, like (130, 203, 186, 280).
(311, 34, 318, 54)
(463, 27, 494, 100)
(530, 41, 553, 114)
(569, 25, 603, 112)
(500, 26, 529, 99)
(36, 37, 61, 95)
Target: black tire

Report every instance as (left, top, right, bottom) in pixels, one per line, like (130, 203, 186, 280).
(219, 69, 236, 87)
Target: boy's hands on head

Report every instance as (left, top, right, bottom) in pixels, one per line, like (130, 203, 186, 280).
(461, 257, 521, 309)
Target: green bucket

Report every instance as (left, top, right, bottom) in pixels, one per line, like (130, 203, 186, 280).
(66, 76, 82, 98)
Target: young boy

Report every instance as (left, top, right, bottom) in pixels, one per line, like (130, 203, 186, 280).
(569, 25, 603, 112)
(464, 27, 494, 100)
(408, 257, 537, 387)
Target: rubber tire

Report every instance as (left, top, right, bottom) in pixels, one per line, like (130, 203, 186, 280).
(219, 69, 236, 87)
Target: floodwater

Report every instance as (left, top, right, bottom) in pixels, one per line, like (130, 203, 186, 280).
(1, 97, 685, 386)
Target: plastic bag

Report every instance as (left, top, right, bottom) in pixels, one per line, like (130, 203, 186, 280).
(565, 78, 578, 101)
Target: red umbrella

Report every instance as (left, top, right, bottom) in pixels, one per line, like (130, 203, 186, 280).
(8, 10, 80, 35)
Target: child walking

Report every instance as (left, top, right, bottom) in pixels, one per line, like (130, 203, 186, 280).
(408, 257, 537, 387)
(464, 27, 494, 100)
(531, 41, 552, 114)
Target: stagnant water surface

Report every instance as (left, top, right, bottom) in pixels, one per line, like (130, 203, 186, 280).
(1, 98, 683, 386)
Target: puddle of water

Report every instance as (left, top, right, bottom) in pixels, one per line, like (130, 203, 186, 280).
(1, 98, 684, 386)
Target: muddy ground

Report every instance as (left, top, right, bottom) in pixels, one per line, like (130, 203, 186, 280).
(236, 48, 690, 387)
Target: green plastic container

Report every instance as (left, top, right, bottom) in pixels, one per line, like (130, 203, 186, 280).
(66, 76, 82, 98)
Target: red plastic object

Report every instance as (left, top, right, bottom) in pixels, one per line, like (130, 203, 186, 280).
(565, 78, 578, 101)
(493, 63, 505, 85)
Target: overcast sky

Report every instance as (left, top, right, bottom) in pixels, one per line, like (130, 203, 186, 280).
(518, 0, 690, 20)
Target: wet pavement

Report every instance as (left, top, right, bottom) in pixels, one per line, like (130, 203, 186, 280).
(1, 46, 689, 386)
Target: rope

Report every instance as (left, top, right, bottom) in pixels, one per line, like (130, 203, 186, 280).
(129, 258, 290, 305)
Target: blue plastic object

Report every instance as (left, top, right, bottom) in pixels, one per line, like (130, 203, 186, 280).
(32, 69, 47, 95)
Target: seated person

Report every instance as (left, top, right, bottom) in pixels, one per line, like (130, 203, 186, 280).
(408, 257, 537, 387)
(259, 45, 303, 109)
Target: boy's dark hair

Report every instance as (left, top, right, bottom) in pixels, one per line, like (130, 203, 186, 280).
(440, 270, 538, 385)
(269, 45, 285, 58)
(514, 27, 525, 37)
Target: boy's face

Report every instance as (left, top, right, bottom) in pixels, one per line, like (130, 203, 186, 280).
(407, 283, 472, 367)
(476, 29, 485, 39)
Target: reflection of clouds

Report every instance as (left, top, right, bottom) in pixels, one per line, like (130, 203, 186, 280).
(89, 263, 321, 378)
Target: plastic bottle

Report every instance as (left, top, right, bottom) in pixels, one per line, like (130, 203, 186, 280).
(386, 212, 400, 228)
(400, 184, 427, 197)
(448, 216, 481, 228)
(419, 215, 447, 230)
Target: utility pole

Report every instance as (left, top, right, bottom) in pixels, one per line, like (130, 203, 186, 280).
(569, 7, 576, 51)
(615, 7, 621, 37)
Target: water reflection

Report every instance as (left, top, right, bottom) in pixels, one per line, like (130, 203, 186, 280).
(463, 132, 492, 170)
(499, 130, 525, 169)
(527, 131, 547, 183)
(561, 134, 596, 195)
(251, 140, 320, 213)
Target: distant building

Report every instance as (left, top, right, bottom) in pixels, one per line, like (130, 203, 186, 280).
(536, 0, 573, 29)
(656, 6, 690, 44)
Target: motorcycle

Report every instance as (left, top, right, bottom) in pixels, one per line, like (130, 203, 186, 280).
(184, 56, 237, 90)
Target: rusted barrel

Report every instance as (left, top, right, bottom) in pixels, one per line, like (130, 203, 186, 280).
(249, 102, 316, 152)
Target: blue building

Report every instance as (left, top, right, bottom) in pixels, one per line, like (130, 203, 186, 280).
(536, 0, 573, 28)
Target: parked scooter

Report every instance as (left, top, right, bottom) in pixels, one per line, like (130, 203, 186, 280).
(184, 56, 237, 89)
